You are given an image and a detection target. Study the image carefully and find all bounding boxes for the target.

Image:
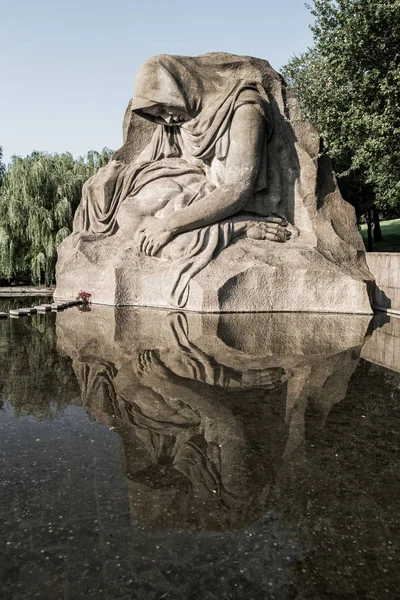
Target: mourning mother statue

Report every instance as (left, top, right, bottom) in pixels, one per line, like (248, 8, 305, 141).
(55, 53, 373, 313)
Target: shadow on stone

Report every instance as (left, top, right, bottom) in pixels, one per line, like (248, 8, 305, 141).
(374, 284, 392, 311)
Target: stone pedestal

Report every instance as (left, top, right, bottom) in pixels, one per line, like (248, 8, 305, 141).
(55, 232, 373, 313)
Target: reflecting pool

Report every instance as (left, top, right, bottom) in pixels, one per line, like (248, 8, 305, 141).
(1, 303, 399, 599)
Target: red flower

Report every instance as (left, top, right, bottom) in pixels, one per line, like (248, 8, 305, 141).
(77, 290, 92, 302)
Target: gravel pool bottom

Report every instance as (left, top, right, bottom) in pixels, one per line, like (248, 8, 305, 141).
(0, 302, 399, 600)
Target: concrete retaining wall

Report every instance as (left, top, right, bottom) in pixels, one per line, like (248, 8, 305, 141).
(366, 253, 400, 315)
(361, 314, 400, 373)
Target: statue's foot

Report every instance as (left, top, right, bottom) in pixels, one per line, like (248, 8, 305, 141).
(246, 220, 291, 243)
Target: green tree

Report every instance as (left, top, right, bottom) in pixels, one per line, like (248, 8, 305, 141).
(0, 146, 5, 189)
(0, 148, 113, 284)
(282, 0, 400, 246)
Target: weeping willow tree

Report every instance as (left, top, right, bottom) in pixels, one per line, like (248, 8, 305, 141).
(0, 148, 113, 284)
(0, 146, 5, 189)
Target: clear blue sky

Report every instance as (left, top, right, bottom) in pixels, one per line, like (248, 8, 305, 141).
(1, 0, 314, 164)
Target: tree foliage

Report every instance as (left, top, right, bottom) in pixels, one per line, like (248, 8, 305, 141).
(0, 148, 113, 284)
(0, 146, 5, 189)
(282, 0, 400, 215)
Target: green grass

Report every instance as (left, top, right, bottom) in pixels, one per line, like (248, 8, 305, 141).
(360, 218, 400, 252)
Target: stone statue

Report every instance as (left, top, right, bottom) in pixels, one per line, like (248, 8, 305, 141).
(55, 53, 374, 312)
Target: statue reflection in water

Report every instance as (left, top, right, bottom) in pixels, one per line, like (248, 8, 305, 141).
(57, 308, 371, 531)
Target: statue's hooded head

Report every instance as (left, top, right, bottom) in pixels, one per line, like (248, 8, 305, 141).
(131, 54, 230, 126)
(130, 53, 271, 171)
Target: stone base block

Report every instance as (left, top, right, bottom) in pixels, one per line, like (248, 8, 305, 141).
(55, 234, 373, 314)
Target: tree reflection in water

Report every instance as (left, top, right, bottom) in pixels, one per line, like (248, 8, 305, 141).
(0, 306, 80, 418)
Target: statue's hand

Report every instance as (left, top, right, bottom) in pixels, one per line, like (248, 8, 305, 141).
(246, 219, 291, 243)
(137, 217, 174, 256)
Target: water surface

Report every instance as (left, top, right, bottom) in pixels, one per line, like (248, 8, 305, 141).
(1, 304, 399, 599)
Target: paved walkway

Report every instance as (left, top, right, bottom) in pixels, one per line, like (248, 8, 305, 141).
(0, 286, 54, 297)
